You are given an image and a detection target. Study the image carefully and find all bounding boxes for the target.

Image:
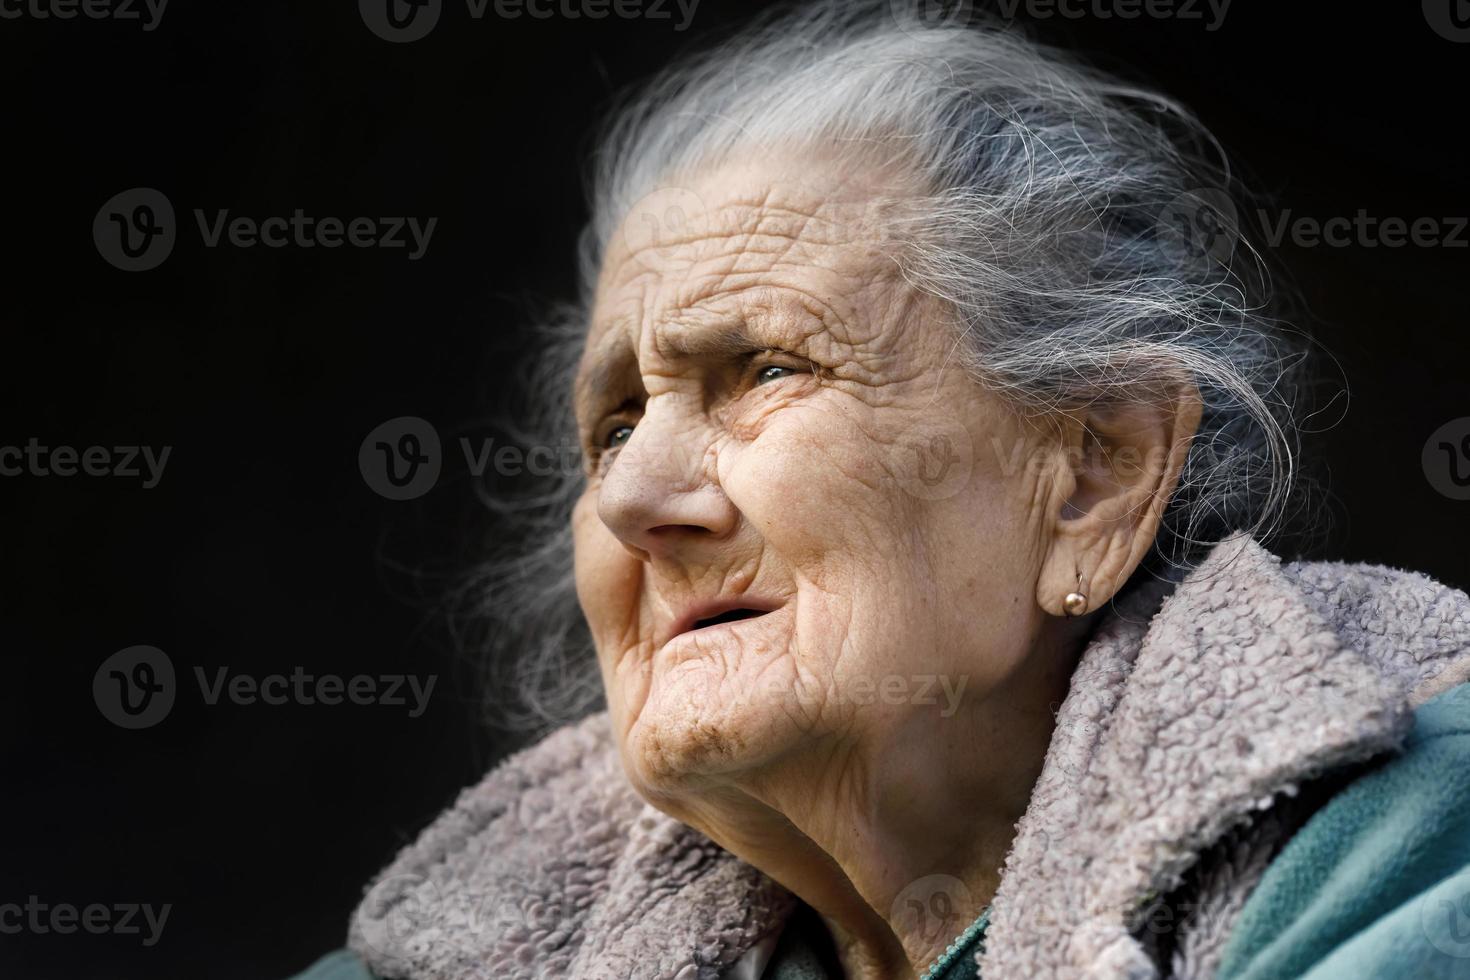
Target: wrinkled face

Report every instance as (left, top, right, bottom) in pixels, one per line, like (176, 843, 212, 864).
(572, 156, 1055, 801)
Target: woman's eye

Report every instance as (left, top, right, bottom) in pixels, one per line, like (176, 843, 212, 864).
(755, 364, 798, 385)
(603, 424, 635, 450)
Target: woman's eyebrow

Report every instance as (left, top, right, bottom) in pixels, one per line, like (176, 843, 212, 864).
(661, 297, 824, 356)
(658, 320, 768, 358)
(575, 337, 640, 423)
(576, 312, 811, 419)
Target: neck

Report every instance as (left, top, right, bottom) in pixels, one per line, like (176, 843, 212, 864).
(659, 623, 1086, 979)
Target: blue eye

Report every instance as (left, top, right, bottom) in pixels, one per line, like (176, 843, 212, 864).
(756, 364, 797, 385)
(603, 424, 635, 450)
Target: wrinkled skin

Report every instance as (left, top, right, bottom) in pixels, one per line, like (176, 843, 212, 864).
(571, 154, 1199, 978)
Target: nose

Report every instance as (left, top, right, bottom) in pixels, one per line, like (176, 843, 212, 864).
(596, 406, 738, 562)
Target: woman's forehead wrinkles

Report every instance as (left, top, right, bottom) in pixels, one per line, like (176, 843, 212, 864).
(604, 185, 889, 294)
(584, 276, 888, 396)
(579, 302, 838, 414)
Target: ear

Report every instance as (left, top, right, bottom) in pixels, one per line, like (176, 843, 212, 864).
(1035, 383, 1203, 616)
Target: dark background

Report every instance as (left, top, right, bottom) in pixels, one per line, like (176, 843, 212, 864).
(2, 2, 1466, 977)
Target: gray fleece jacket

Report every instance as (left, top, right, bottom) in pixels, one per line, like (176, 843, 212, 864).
(340, 531, 1470, 980)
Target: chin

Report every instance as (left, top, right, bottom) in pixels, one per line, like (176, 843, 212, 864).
(619, 651, 810, 796)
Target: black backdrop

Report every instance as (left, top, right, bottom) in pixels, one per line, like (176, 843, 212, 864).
(2, 2, 1467, 978)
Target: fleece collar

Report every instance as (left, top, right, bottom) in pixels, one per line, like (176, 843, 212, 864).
(977, 532, 1415, 978)
(349, 532, 1463, 979)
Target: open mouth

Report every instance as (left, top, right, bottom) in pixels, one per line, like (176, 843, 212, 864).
(664, 599, 782, 647)
(690, 607, 768, 631)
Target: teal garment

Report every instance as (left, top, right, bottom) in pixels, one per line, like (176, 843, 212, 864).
(289, 950, 377, 980)
(1218, 684, 1470, 980)
(922, 907, 987, 980)
(761, 902, 987, 979)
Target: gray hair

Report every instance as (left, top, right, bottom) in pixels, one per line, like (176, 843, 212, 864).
(465, 0, 1315, 733)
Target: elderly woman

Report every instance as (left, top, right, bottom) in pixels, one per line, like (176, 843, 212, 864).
(296, 4, 1470, 979)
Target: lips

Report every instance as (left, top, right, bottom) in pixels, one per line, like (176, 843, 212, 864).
(662, 597, 782, 648)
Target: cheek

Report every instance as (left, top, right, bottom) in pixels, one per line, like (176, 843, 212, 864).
(721, 404, 918, 567)
(917, 420, 1050, 674)
(572, 492, 658, 738)
(728, 394, 1046, 678)
(720, 407, 948, 688)
(572, 493, 643, 653)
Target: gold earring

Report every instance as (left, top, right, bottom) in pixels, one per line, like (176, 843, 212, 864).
(1064, 571, 1087, 617)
